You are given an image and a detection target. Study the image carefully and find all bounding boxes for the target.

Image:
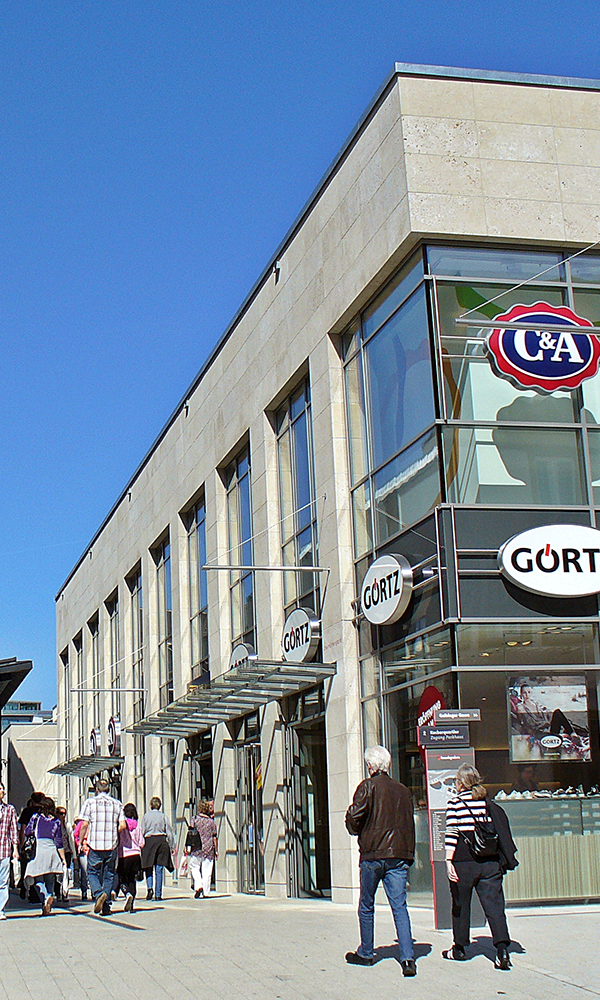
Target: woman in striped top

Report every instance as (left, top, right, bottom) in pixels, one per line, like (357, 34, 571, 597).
(443, 764, 511, 970)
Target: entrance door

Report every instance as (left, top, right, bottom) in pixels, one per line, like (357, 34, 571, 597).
(236, 742, 265, 894)
(285, 716, 331, 897)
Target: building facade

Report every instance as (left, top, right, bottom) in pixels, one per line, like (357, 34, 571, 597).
(55, 64, 600, 905)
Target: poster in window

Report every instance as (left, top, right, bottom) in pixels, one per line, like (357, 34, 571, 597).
(508, 674, 591, 762)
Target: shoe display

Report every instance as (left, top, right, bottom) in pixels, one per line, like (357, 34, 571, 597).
(146, 888, 154, 900)
(495, 945, 512, 971)
(124, 894, 134, 912)
(345, 951, 374, 966)
(93, 892, 107, 914)
(401, 959, 417, 977)
(42, 895, 54, 916)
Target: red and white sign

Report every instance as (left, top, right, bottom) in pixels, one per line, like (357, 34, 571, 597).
(486, 302, 600, 394)
(417, 686, 446, 728)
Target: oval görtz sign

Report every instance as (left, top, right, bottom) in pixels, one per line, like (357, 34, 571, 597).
(360, 553, 413, 625)
(499, 524, 600, 598)
(281, 607, 320, 663)
(486, 302, 600, 394)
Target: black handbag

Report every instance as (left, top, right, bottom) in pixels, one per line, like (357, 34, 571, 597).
(185, 824, 202, 852)
(23, 817, 39, 862)
(461, 799, 499, 860)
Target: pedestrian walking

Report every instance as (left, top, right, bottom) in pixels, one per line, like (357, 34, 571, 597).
(24, 796, 66, 916)
(17, 791, 44, 901)
(73, 815, 90, 900)
(187, 799, 218, 899)
(0, 781, 20, 919)
(79, 778, 126, 916)
(55, 806, 75, 900)
(117, 803, 144, 912)
(140, 797, 175, 901)
(443, 763, 518, 970)
(345, 746, 417, 977)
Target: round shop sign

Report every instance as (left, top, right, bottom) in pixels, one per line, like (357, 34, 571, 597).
(281, 608, 321, 663)
(499, 524, 600, 598)
(486, 302, 600, 394)
(89, 727, 101, 756)
(107, 716, 121, 756)
(360, 553, 413, 625)
(229, 643, 258, 671)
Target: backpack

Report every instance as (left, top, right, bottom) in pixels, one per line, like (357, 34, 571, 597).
(23, 817, 39, 862)
(185, 824, 202, 852)
(460, 798, 499, 860)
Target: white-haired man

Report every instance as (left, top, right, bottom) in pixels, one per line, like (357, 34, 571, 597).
(345, 746, 416, 977)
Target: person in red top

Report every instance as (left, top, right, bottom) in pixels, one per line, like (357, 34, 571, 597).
(0, 781, 19, 919)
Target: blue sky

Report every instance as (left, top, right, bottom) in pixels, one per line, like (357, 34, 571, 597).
(2, 0, 600, 708)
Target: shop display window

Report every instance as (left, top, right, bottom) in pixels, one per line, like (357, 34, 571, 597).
(457, 623, 599, 668)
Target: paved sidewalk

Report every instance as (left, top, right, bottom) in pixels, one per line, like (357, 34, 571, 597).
(0, 887, 598, 999)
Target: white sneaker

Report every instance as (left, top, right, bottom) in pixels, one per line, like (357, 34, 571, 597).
(0, 911, 7, 920)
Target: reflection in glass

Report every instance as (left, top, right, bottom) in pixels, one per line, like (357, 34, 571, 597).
(570, 255, 600, 284)
(363, 252, 424, 339)
(373, 430, 439, 543)
(381, 630, 453, 691)
(427, 246, 563, 281)
(362, 698, 383, 748)
(586, 430, 600, 504)
(352, 481, 372, 558)
(365, 286, 435, 469)
(344, 353, 368, 484)
(444, 426, 586, 505)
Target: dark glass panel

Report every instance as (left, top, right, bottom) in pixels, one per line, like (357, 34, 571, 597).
(362, 253, 424, 339)
(373, 430, 440, 542)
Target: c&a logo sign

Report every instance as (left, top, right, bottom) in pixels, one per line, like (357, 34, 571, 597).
(486, 302, 600, 394)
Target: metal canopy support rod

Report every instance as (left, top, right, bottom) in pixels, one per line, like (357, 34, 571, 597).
(202, 564, 329, 572)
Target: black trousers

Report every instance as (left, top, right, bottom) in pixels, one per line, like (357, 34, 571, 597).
(117, 855, 141, 899)
(450, 860, 510, 949)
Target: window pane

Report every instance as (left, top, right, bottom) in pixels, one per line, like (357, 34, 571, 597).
(587, 430, 600, 503)
(457, 623, 599, 667)
(444, 426, 587, 505)
(352, 481, 372, 558)
(573, 290, 600, 422)
(363, 252, 424, 339)
(292, 410, 311, 531)
(282, 540, 296, 607)
(373, 430, 439, 542)
(427, 246, 563, 281)
(344, 353, 368, 484)
(278, 429, 294, 543)
(570, 255, 600, 284)
(365, 286, 435, 468)
(437, 282, 575, 422)
(362, 698, 383, 748)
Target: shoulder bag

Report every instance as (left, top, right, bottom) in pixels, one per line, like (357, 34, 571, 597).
(185, 823, 202, 852)
(23, 817, 39, 862)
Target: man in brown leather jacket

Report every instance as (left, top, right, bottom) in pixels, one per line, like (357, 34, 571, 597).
(345, 745, 417, 977)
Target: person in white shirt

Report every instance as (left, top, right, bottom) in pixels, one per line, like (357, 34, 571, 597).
(79, 778, 126, 916)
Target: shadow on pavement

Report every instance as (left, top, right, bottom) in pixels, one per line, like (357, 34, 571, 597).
(468, 935, 526, 963)
(374, 941, 432, 964)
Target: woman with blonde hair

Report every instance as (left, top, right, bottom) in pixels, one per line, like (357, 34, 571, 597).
(443, 764, 517, 970)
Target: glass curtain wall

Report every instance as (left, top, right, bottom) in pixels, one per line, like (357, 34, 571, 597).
(89, 614, 101, 732)
(153, 537, 173, 707)
(187, 497, 209, 681)
(127, 566, 145, 808)
(106, 592, 120, 719)
(277, 380, 319, 615)
(74, 633, 85, 756)
(226, 446, 256, 649)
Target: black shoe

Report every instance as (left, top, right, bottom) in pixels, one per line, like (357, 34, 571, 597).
(495, 945, 512, 971)
(146, 888, 153, 900)
(101, 903, 111, 916)
(345, 951, 374, 966)
(401, 959, 417, 977)
(442, 945, 467, 961)
(194, 888, 203, 899)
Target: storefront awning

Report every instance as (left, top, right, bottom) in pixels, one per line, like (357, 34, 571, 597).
(49, 754, 124, 778)
(126, 658, 337, 738)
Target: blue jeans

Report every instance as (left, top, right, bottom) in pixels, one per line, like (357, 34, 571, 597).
(358, 858, 414, 961)
(0, 856, 11, 914)
(146, 865, 163, 898)
(87, 848, 117, 904)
